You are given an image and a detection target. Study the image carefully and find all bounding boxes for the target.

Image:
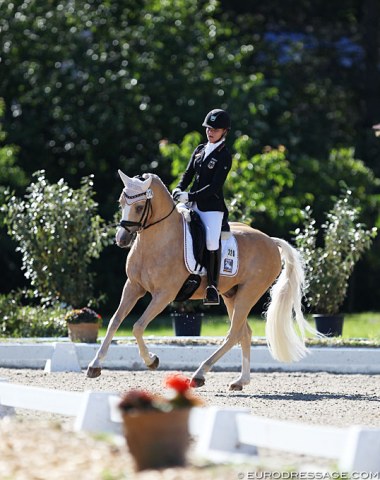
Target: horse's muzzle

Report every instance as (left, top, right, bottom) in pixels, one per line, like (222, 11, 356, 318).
(115, 227, 135, 248)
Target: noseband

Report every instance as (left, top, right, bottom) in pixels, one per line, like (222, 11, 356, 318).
(120, 188, 176, 233)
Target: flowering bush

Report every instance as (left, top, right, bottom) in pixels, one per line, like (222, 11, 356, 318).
(119, 373, 202, 413)
(64, 307, 102, 325)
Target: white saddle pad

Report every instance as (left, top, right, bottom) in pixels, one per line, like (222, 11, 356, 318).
(182, 216, 239, 277)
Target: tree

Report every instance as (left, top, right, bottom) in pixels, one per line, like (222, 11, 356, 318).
(0, 98, 29, 292)
(0, 0, 271, 205)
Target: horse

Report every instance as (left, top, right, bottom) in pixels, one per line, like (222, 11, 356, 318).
(87, 170, 315, 390)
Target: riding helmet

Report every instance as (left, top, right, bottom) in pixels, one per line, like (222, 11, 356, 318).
(202, 109, 231, 129)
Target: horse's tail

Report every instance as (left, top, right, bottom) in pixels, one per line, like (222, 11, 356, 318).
(264, 237, 318, 362)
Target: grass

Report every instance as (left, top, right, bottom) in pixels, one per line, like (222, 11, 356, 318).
(100, 311, 380, 340)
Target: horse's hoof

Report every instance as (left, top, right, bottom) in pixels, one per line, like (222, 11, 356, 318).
(147, 356, 159, 370)
(86, 366, 102, 378)
(229, 383, 243, 391)
(191, 377, 205, 388)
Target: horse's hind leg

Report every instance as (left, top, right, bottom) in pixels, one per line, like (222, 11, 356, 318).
(222, 296, 252, 390)
(191, 291, 253, 390)
(229, 321, 252, 391)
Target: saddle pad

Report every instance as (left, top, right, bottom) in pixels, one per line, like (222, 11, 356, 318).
(183, 217, 239, 277)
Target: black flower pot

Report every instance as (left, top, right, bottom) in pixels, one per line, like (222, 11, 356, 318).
(313, 314, 344, 337)
(171, 313, 203, 336)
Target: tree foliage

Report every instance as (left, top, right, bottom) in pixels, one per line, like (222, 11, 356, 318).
(0, 0, 269, 192)
(1, 0, 380, 310)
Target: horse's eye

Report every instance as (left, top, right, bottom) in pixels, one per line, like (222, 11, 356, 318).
(135, 205, 144, 214)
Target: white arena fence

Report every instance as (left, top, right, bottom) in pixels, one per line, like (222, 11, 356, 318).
(0, 378, 379, 473)
(0, 340, 380, 373)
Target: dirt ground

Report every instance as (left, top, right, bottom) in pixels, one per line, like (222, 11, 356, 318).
(0, 368, 379, 479)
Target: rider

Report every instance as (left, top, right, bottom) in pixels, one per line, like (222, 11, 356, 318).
(172, 108, 232, 305)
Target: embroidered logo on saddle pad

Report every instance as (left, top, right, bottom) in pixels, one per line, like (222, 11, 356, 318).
(182, 217, 239, 277)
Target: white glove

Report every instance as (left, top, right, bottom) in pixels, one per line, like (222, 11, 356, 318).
(177, 192, 189, 203)
(172, 188, 181, 200)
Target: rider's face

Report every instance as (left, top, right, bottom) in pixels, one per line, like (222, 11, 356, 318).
(206, 127, 226, 143)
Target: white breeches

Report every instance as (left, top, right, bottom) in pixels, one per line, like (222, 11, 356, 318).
(194, 205, 223, 251)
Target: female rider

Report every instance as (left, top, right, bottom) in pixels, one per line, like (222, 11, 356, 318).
(172, 108, 232, 305)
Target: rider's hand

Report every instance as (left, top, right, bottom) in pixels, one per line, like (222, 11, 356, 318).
(172, 188, 181, 200)
(177, 192, 189, 203)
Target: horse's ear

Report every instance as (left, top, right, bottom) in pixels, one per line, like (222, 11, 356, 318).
(140, 176, 153, 191)
(118, 169, 131, 188)
(118, 169, 153, 192)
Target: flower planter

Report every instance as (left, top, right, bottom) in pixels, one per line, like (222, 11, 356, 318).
(171, 313, 203, 336)
(121, 408, 191, 471)
(313, 314, 344, 337)
(67, 322, 99, 343)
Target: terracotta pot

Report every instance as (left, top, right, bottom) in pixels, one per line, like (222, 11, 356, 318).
(121, 408, 190, 471)
(67, 323, 99, 343)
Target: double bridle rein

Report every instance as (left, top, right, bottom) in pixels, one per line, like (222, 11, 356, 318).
(119, 188, 176, 233)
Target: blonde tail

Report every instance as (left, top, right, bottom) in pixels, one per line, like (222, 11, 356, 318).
(265, 237, 317, 362)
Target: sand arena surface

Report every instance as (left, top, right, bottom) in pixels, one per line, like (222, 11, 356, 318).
(0, 368, 379, 479)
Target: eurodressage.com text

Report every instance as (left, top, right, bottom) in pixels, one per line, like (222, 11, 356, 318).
(238, 472, 380, 479)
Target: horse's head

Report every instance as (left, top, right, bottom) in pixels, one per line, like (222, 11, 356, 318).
(115, 170, 153, 248)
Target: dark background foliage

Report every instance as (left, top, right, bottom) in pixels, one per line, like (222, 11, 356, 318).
(1, 0, 379, 314)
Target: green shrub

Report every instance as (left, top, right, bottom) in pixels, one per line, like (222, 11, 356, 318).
(295, 190, 377, 315)
(4, 171, 112, 307)
(0, 291, 67, 338)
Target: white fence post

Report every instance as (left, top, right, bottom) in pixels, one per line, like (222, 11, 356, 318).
(340, 426, 380, 473)
(0, 378, 15, 418)
(44, 342, 81, 372)
(195, 407, 258, 460)
(74, 391, 122, 435)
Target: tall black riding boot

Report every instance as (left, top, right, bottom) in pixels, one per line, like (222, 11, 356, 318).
(203, 249, 221, 305)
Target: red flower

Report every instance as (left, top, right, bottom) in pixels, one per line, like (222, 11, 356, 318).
(164, 373, 191, 394)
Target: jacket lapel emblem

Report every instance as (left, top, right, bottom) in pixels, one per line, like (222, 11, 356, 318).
(208, 158, 217, 169)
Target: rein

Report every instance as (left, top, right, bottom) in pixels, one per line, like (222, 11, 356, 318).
(120, 190, 176, 233)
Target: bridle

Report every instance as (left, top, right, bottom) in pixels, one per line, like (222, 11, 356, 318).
(119, 188, 176, 233)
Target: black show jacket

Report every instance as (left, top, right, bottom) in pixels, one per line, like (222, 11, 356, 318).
(175, 142, 232, 213)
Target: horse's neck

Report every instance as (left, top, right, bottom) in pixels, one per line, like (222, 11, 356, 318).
(140, 201, 182, 246)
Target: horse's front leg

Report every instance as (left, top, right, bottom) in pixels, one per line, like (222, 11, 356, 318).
(86, 280, 144, 378)
(132, 292, 174, 370)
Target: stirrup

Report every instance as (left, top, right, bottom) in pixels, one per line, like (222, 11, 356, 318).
(203, 285, 220, 305)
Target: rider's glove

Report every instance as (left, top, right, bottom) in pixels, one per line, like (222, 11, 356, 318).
(177, 192, 189, 203)
(172, 188, 181, 200)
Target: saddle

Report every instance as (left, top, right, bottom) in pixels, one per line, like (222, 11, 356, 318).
(174, 206, 238, 302)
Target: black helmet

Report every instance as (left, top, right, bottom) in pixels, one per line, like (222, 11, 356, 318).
(202, 109, 231, 129)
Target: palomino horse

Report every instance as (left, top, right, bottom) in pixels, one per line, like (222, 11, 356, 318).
(87, 170, 315, 390)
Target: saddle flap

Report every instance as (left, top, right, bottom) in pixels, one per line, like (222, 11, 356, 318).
(180, 215, 239, 277)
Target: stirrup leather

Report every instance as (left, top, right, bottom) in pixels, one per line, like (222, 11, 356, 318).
(203, 285, 220, 305)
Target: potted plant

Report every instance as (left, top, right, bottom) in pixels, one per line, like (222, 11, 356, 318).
(65, 307, 102, 343)
(295, 190, 377, 336)
(169, 301, 204, 336)
(119, 373, 202, 471)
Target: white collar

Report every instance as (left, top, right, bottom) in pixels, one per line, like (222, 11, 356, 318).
(204, 139, 225, 159)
